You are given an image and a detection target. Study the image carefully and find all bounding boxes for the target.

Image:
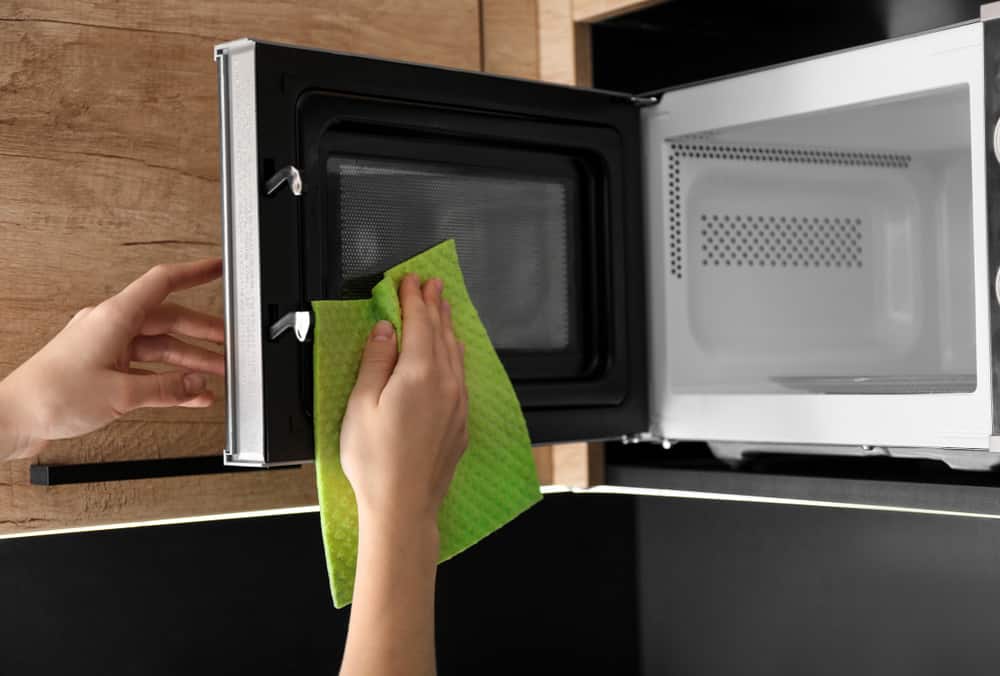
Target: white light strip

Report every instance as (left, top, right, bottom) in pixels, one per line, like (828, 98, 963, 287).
(7, 481, 986, 540)
(0, 505, 322, 540)
(0, 487, 572, 540)
(577, 485, 1000, 520)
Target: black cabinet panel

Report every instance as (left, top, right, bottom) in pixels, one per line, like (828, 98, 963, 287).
(592, 0, 981, 93)
(0, 494, 638, 675)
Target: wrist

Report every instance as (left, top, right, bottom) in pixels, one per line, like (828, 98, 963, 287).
(357, 504, 440, 557)
(0, 377, 44, 460)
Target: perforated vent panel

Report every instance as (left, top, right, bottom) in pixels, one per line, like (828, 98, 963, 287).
(699, 214, 863, 268)
(668, 153, 682, 278)
(330, 156, 572, 351)
(666, 142, 901, 278)
(671, 143, 911, 168)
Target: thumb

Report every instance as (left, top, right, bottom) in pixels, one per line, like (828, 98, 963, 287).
(114, 371, 211, 412)
(352, 320, 398, 405)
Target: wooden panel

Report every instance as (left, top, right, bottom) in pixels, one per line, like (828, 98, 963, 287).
(40, 421, 224, 465)
(2, 2, 481, 66)
(572, 0, 666, 23)
(0, 459, 318, 535)
(0, 0, 480, 533)
(531, 445, 556, 485)
(537, 0, 593, 87)
(552, 442, 605, 487)
(481, 0, 540, 79)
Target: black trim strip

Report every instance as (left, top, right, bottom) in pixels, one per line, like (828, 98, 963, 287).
(985, 17, 1000, 435)
(29, 457, 299, 486)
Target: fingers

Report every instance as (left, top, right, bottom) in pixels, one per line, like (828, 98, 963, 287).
(141, 302, 225, 343)
(391, 273, 468, 459)
(397, 278, 464, 414)
(111, 370, 215, 412)
(398, 273, 429, 353)
(177, 394, 216, 408)
(422, 278, 443, 332)
(351, 320, 399, 406)
(398, 273, 425, 318)
(440, 299, 464, 381)
(105, 258, 223, 332)
(123, 367, 213, 409)
(437, 294, 468, 455)
(130, 335, 225, 376)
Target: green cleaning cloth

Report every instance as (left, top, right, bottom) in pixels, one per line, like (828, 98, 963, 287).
(312, 239, 542, 608)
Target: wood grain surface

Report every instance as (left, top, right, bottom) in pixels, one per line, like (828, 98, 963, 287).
(481, 0, 540, 79)
(538, 0, 593, 86)
(572, 0, 665, 23)
(0, 0, 480, 533)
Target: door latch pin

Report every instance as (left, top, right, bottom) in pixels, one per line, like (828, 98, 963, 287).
(270, 310, 312, 342)
(264, 165, 303, 196)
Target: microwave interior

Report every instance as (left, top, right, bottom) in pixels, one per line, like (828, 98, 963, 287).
(661, 84, 977, 398)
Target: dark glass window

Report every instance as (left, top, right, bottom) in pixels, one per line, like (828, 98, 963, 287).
(329, 155, 573, 352)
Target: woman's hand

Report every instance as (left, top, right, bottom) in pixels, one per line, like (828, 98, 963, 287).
(338, 273, 469, 676)
(0, 258, 224, 460)
(340, 273, 469, 529)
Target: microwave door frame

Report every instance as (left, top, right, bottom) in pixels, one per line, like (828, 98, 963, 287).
(641, 21, 994, 452)
(982, 8, 1000, 446)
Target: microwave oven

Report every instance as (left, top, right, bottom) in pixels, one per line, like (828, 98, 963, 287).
(215, 9, 1000, 471)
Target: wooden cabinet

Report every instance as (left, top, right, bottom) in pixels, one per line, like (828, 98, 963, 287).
(0, 1, 479, 534)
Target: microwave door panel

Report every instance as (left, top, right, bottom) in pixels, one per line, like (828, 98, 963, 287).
(217, 39, 650, 465)
(642, 22, 993, 451)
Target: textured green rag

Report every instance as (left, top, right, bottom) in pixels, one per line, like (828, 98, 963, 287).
(312, 239, 542, 608)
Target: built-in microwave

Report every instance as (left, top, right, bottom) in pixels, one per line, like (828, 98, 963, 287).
(216, 9, 1000, 471)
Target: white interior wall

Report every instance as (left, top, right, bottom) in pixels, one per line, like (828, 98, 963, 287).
(666, 86, 976, 394)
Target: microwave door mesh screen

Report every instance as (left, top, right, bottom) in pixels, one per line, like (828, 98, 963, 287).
(329, 157, 571, 352)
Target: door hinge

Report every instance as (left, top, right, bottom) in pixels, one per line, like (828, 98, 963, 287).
(621, 432, 671, 448)
(629, 95, 659, 107)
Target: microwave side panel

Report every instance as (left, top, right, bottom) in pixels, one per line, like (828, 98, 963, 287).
(216, 39, 267, 467)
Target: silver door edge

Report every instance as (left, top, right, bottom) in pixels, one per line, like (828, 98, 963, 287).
(216, 39, 266, 466)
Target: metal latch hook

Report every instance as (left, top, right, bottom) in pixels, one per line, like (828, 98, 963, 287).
(270, 311, 312, 342)
(264, 165, 303, 197)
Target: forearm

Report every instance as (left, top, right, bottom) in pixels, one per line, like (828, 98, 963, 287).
(340, 510, 439, 676)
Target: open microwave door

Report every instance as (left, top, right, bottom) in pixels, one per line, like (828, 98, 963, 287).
(642, 21, 995, 458)
(216, 39, 649, 466)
